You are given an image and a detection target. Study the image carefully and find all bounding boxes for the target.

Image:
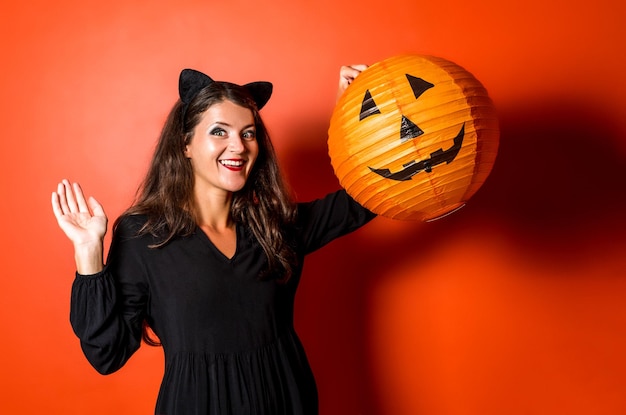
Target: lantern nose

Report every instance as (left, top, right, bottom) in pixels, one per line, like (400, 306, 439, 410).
(400, 115, 424, 143)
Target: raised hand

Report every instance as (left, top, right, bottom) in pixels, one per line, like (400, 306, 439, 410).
(52, 180, 107, 274)
(337, 64, 368, 101)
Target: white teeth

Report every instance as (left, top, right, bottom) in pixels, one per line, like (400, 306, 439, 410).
(220, 160, 244, 167)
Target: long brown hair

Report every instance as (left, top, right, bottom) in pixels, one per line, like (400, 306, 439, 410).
(115, 81, 298, 345)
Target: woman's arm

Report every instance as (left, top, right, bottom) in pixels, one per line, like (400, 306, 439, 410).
(51, 179, 107, 275)
(298, 189, 376, 255)
(293, 64, 376, 253)
(53, 180, 146, 374)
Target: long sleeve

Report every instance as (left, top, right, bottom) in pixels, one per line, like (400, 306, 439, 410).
(69, 216, 149, 375)
(297, 189, 376, 254)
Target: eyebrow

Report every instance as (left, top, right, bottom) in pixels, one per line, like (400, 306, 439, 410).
(212, 121, 256, 130)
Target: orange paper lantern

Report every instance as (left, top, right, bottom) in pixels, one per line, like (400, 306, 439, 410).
(328, 54, 499, 221)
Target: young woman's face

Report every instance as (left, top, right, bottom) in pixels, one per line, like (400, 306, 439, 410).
(185, 100, 259, 195)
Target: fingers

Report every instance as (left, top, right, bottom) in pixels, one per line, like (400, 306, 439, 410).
(339, 64, 368, 85)
(73, 182, 90, 213)
(341, 64, 368, 78)
(88, 196, 107, 219)
(63, 179, 79, 213)
(51, 190, 63, 220)
(53, 180, 91, 216)
(351, 64, 368, 71)
(337, 64, 369, 101)
(55, 181, 70, 214)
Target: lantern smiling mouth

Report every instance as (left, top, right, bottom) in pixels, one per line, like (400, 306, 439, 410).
(369, 123, 465, 181)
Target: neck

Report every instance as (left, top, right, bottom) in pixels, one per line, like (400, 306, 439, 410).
(192, 188, 234, 231)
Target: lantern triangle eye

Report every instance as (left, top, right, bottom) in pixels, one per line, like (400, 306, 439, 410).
(400, 115, 424, 143)
(359, 89, 381, 121)
(406, 74, 434, 99)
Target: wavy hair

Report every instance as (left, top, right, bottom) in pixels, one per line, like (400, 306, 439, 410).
(114, 82, 298, 345)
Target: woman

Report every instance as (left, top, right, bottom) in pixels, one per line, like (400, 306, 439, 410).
(51, 65, 375, 415)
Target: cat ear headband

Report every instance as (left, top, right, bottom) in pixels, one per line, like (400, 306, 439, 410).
(178, 68, 273, 119)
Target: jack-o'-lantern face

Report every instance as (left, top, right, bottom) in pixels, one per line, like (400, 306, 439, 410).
(328, 55, 499, 221)
(361, 74, 465, 181)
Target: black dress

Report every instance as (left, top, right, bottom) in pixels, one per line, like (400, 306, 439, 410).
(70, 190, 375, 415)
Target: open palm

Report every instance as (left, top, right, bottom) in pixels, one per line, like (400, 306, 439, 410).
(51, 180, 108, 246)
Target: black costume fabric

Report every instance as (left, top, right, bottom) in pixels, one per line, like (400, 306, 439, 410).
(70, 190, 375, 415)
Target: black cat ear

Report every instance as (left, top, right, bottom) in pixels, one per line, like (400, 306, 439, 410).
(244, 81, 273, 110)
(359, 89, 381, 121)
(179, 69, 272, 112)
(179, 69, 214, 104)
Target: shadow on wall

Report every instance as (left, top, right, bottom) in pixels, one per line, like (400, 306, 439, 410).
(473, 99, 626, 258)
(279, 97, 626, 415)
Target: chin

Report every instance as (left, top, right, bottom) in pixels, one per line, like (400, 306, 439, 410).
(223, 181, 248, 193)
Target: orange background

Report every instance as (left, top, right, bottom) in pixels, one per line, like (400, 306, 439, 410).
(1, 0, 625, 414)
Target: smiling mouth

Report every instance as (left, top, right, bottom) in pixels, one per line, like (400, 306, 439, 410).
(219, 159, 245, 170)
(368, 123, 465, 181)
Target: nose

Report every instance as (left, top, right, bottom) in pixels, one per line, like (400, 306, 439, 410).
(228, 136, 246, 153)
(400, 115, 424, 143)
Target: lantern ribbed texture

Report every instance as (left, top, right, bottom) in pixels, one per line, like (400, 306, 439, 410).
(328, 54, 499, 221)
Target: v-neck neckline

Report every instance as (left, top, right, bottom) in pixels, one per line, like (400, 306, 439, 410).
(196, 223, 239, 262)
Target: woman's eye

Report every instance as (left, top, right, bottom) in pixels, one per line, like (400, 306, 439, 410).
(242, 130, 256, 140)
(210, 128, 226, 137)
